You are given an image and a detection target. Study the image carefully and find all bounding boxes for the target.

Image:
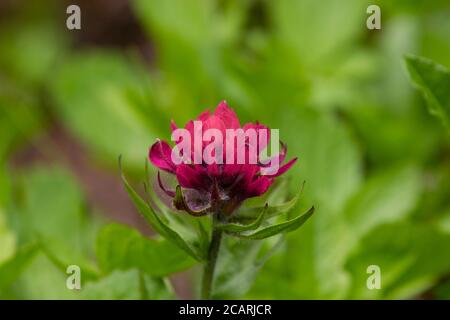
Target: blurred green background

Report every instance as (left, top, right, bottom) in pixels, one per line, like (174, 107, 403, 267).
(0, 0, 449, 299)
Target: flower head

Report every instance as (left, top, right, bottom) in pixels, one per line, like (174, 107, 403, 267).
(149, 101, 297, 216)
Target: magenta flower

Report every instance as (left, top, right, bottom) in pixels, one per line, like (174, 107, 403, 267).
(149, 101, 297, 216)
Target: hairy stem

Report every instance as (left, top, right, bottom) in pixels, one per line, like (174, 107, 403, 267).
(201, 219, 223, 300)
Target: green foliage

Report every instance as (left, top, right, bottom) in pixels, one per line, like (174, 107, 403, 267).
(217, 205, 268, 232)
(18, 167, 84, 244)
(227, 207, 314, 240)
(0, 169, 16, 264)
(344, 165, 421, 238)
(213, 239, 264, 299)
(237, 183, 304, 222)
(1, 0, 450, 300)
(49, 51, 161, 169)
(0, 93, 44, 161)
(81, 269, 175, 300)
(270, 0, 366, 68)
(12, 167, 100, 280)
(345, 222, 450, 299)
(0, 3, 68, 86)
(97, 224, 195, 277)
(273, 110, 362, 298)
(405, 55, 450, 128)
(0, 243, 39, 293)
(0, 209, 15, 264)
(121, 168, 204, 261)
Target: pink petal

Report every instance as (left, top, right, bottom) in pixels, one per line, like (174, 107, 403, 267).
(149, 140, 177, 173)
(207, 163, 221, 177)
(264, 157, 298, 178)
(240, 164, 259, 186)
(183, 110, 211, 160)
(215, 101, 240, 129)
(176, 163, 211, 191)
(243, 121, 270, 152)
(222, 163, 257, 183)
(197, 110, 211, 121)
(224, 163, 258, 191)
(244, 176, 273, 198)
(170, 119, 178, 132)
(259, 141, 287, 168)
(184, 119, 203, 162)
(203, 115, 227, 161)
(203, 114, 226, 131)
(221, 163, 241, 185)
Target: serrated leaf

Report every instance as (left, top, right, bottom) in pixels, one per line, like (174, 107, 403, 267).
(405, 54, 450, 128)
(217, 204, 267, 233)
(232, 206, 314, 240)
(120, 164, 203, 261)
(97, 224, 195, 277)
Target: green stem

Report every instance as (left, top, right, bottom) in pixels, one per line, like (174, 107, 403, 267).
(201, 220, 223, 300)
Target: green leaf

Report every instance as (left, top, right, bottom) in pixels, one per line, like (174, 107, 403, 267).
(237, 185, 303, 222)
(0, 93, 44, 160)
(18, 167, 86, 250)
(50, 51, 160, 169)
(0, 209, 15, 264)
(217, 204, 267, 232)
(97, 224, 195, 277)
(271, 0, 366, 67)
(213, 236, 284, 299)
(250, 109, 363, 299)
(345, 222, 450, 299)
(213, 239, 263, 299)
(40, 238, 99, 281)
(196, 219, 210, 256)
(0, 243, 39, 292)
(9, 252, 79, 299)
(11, 166, 101, 290)
(233, 207, 314, 240)
(121, 165, 203, 261)
(0, 165, 17, 264)
(434, 279, 450, 300)
(405, 54, 450, 128)
(0, 13, 68, 85)
(80, 269, 175, 300)
(344, 165, 421, 237)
